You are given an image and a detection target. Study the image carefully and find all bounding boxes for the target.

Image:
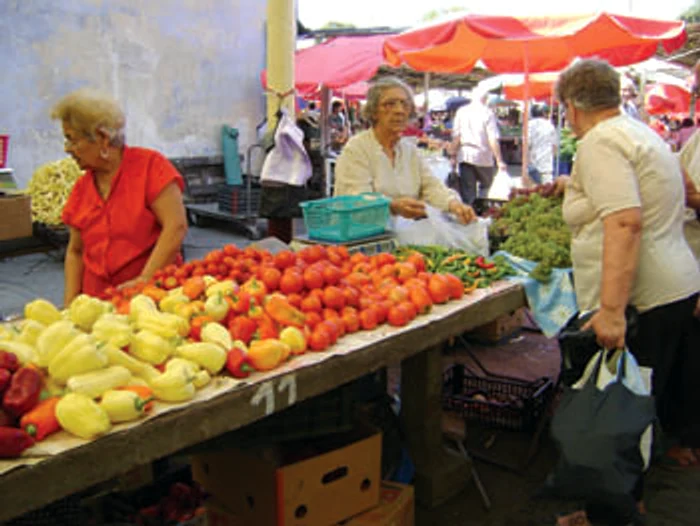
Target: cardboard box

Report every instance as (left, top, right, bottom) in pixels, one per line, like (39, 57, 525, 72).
(0, 194, 32, 241)
(191, 424, 382, 526)
(340, 482, 414, 526)
(469, 307, 525, 343)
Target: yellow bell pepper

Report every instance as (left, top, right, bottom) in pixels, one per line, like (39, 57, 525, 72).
(66, 365, 132, 399)
(175, 342, 226, 374)
(92, 314, 132, 348)
(205, 280, 238, 298)
(69, 294, 112, 331)
(159, 293, 190, 314)
(124, 376, 150, 388)
(193, 370, 211, 389)
(100, 390, 151, 423)
(136, 311, 189, 339)
(149, 369, 196, 402)
(130, 330, 174, 365)
(103, 345, 161, 382)
(200, 322, 232, 350)
(247, 339, 288, 371)
(0, 340, 36, 365)
(167, 286, 184, 297)
(16, 319, 45, 346)
(49, 335, 109, 384)
(165, 357, 200, 376)
(24, 299, 63, 326)
(35, 320, 80, 367)
(0, 324, 18, 341)
(204, 294, 229, 322)
(128, 294, 158, 323)
(56, 393, 112, 439)
(202, 275, 218, 287)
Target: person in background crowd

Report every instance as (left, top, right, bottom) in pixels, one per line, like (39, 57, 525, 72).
(333, 76, 475, 225)
(554, 59, 700, 525)
(680, 128, 700, 261)
(527, 104, 558, 184)
(53, 89, 187, 304)
(621, 77, 642, 120)
(676, 117, 697, 150)
(328, 100, 349, 153)
(451, 90, 507, 205)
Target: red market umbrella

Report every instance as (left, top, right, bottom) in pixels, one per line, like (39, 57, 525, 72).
(645, 82, 699, 115)
(500, 72, 559, 101)
(383, 13, 686, 180)
(262, 35, 388, 95)
(383, 13, 686, 74)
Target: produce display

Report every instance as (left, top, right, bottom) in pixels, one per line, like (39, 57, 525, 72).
(489, 187, 571, 282)
(0, 243, 513, 457)
(394, 245, 515, 290)
(27, 157, 83, 226)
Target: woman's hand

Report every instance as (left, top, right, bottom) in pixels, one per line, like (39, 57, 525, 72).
(118, 275, 148, 291)
(390, 197, 427, 220)
(448, 200, 477, 224)
(582, 307, 627, 350)
(553, 175, 571, 197)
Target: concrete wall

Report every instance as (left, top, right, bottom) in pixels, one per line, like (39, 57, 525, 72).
(0, 0, 267, 187)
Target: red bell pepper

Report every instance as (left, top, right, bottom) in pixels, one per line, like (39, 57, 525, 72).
(0, 408, 15, 428)
(0, 369, 12, 396)
(0, 427, 34, 458)
(20, 396, 61, 441)
(226, 347, 252, 379)
(0, 351, 19, 373)
(3, 366, 43, 417)
(474, 256, 496, 270)
(228, 316, 257, 345)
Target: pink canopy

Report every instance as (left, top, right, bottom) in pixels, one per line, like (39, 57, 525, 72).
(645, 82, 699, 115)
(262, 35, 387, 97)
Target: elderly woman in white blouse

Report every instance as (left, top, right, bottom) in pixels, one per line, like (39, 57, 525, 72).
(334, 77, 476, 224)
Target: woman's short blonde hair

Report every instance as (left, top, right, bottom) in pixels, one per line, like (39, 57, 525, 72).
(50, 88, 126, 147)
(363, 76, 415, 125)
(556, 59, 621, 112)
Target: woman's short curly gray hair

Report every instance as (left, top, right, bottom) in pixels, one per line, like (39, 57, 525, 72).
(555, 59, 621, 112)
(50, 88, 126, 147)
(363, 76, 415, 125)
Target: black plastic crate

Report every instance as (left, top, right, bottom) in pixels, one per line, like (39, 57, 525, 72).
(171, 156, 226, 204)
(216, 178, 261, 216)
(33, 222, 70, 247)
(442, 364, 554, 432)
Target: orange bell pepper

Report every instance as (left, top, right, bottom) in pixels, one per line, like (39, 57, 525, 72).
(20, 396, 61, 441)
(241, 278, 267, 304)
(264, 296, 306, 328)
(247, 340, 289, 371)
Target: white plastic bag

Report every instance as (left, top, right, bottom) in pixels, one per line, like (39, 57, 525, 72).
(487, 168, 512, 200)
(393, 205, 490, 255)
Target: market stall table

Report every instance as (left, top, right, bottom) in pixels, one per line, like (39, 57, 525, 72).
(0, 281, 526, 522)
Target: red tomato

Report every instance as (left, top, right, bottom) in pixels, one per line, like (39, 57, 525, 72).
(322, 265, 343, 286)
(409, 286, 433, 314)
(395, 262, 418, 283)
(341, 310, 360, 333)
(428, 274, 451, 304)
(443, 273, 465, 300)
(359, 308, 379, 331)
(309, 325, 332, 351)
(286, 293, 302, 308)
(261, 267, 282, 292)
(279, 270, 304, 295)
(322, 286, 346, 310)
(300, 293, 323, 313)
(407, 253, 427, 273)
(299, 245, 327, 264)
(304, 311, 323, 329)
(320, 319, 343, 342)
(303, 268, 325, 290)
(204, 249, 224, 264)
(341, 286, 360, 308)
(385, 285, 409, 304)
(398, 300, 417, 321)
(387, 305, 409, 327)
(274, 250, 296, 270)
(223, 244, 240, 257)
(322, 308, 341, 321)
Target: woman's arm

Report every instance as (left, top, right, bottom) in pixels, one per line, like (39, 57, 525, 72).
(64, 227, 84, 306)
(683, 169, 700, 211)
(582, 207, 642, 349)
(138, 182, 188, 280)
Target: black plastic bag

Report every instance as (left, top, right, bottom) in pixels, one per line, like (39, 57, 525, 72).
(557, 306, 639, 387)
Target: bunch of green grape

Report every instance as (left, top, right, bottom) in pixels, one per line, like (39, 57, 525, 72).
(490, 193, 571, 282)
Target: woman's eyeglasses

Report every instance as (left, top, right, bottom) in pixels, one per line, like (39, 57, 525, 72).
(380, 98, 411, 110)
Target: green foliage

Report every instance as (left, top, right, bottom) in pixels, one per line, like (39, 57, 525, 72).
(681, 0, 700, 22)
(559, 128, 578, 161)
(421, 7, 470, 22)
(490, 194, 571, 282)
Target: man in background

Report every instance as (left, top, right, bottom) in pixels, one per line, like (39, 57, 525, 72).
(451, 91, 507, 205)
(527, 105, 558, 184)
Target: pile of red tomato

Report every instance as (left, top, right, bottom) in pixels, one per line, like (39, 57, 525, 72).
(104, 244, 467, 353)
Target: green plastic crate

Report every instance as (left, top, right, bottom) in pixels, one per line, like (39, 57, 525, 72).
(300, 193, 390, 242)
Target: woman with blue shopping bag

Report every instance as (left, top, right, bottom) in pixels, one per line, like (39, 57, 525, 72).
(552, 59, 700, 525)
